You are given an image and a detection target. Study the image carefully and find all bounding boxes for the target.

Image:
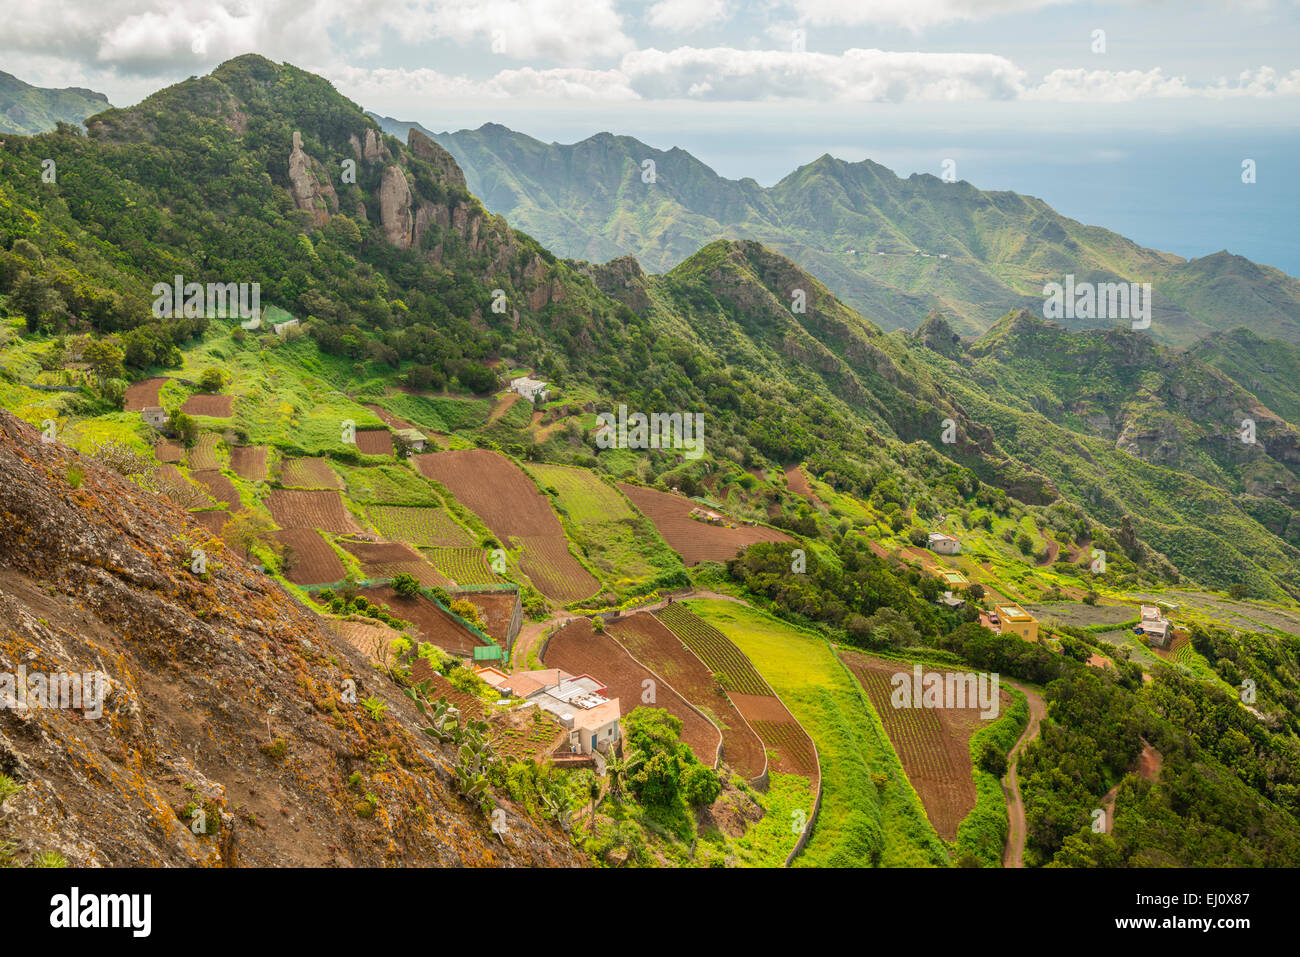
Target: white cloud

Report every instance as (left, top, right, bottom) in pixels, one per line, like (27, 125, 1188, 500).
(324, 63, 638, 105)
(621, 47, 1027, 102)
(0, 0, 633, 78)
(646, 0, 731, 33)
(1026, 66, 1300, 101)
(424, 0, 633, 62)
(782, 0, 1071, 32)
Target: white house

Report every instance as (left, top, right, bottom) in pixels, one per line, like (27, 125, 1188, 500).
(273, 318, 300, 336)
(1137, 605, 1173, 648)
(928, 532, 962, 555)
(394, 428, 426, 453)
(509, 376, 550, 403)
(480, 667, 620, 755)
(141, 407, 168, 429)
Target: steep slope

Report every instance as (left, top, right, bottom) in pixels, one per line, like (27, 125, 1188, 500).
(0, 71, 111, 135)
(0, 411, 580, 867)
(376, 117, 1300, 345)
(1192, 327, 1300, 427)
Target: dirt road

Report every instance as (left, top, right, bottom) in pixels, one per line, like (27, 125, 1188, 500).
(1001, 678, 1048, 868)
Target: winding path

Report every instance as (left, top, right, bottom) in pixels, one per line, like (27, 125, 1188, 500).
(1000, 678, 1048, 868)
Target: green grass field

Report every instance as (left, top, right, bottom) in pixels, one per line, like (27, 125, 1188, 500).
(686, 599, 950, 868)
(527, 462, 685, 595)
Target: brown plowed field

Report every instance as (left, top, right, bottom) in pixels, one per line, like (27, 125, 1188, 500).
(186, 433, 222, 470)
(229, 445, 268, 481)
(265, 489, 363, 533)
(784, 464, 822, 505)
(154, 439, 183, 464)
(191, 470, 241, 510)
(455, 589, 519, 647)
(181, 393, 234, 417)
(278, 457, 342, 489)
(609, 612, 764, 779)
(331, 618, 403, 665)
(354, 429, 394, 456)
(543, 618, 721, 766)
(124, 377, 168, 412)
(276, 528, 346, 585)
(842, 651, 1011, 841)
(730, 693, 819, 778)
(413, 449, 598, 602)
(339, 539, 452, 588)
(359, 586, 488, 656)
(618, 484, 792, 565)
(190, 510, 228, 535)
(516, 535, 599, 604)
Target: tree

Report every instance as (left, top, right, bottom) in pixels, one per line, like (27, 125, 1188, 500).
(11, 273, 62, 333)
(967, 582, 986, 601)
(82, 338, 125, 384)
(681, 763, 721, 806)
(221, 509, 279, 561)
(391, 573, 421, 598)
(197, 367, 225, 392)
(978, 741, 1008, 777)
(168, 410, 199, 446)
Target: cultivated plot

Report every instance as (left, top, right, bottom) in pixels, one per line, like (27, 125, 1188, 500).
(618, 483, 792, 565)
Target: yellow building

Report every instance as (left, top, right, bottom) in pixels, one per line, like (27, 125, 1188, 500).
(994, 604, 1038, 641)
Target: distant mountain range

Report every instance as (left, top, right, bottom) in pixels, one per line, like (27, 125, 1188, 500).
(0, 70, 110, 135)
(373, 115, 1300, 347)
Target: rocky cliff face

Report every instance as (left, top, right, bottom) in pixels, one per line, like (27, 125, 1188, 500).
(0, 412, 582, 868)
(287, 130, 338, 227)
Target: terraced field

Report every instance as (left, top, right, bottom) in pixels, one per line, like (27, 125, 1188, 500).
(339, 539, 452, 587)
(229, 445, 268, 481)
(361, 586, 489, 656)
(265, 489, 364, 533)
(365, 505, 472, 547)
(154, 438, 183, 464)
(186, 433, 223, 470)
(191, 470, 242, 510)
(608, 611, 766, 780)
(123, 376, 168, 412)
(543, 618, 721, 766)
(278, 456, 342, 489)
(842, 653, 1008, 842)
(181, 393, 234, 417)
(515, 535, 599, 604)
(354, 428, 394, 456)
(423, 546, 503, 586)
(657, 603, 769, 695)
(529, 463, 636, 524)
(618, 483, 791, 565)
(276, 528, 346, 585)
(414, 449, 598, 602)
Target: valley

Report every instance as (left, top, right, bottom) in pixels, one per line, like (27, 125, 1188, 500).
(0, 54, 1298, 872)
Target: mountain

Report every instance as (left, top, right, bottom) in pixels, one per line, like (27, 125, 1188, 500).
(373, 116, 1300, 347)
(0, 70, 111, 135)
(3, 56, 1300, 870)
(0, 411, 579, 866)
(1192, 327, 1300, 428)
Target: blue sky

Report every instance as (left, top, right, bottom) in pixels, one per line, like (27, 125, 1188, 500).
(2, 0, 1297, 270)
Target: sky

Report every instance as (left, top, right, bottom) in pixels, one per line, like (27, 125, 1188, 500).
(2, 0, 1297, 271)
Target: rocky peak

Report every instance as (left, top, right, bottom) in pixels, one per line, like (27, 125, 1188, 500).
(408, 127, 467, 190)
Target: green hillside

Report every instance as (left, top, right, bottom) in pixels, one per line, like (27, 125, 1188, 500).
(0, 70, 111, 135)
(374, 117, 1300, 346)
